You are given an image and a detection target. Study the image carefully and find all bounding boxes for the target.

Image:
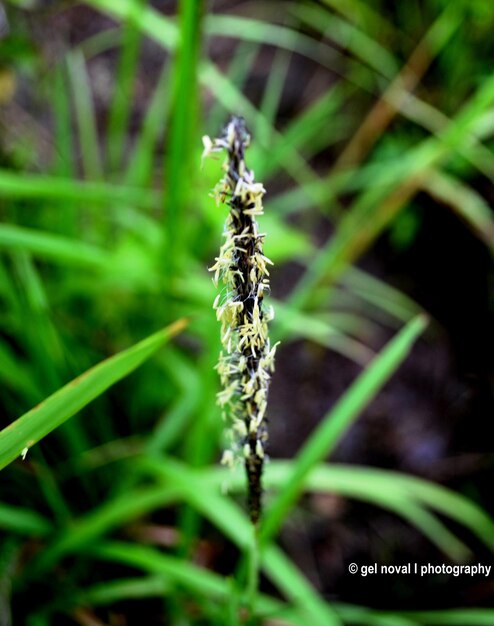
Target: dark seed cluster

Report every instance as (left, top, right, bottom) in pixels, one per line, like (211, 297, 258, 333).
(204, 116, 278, 524)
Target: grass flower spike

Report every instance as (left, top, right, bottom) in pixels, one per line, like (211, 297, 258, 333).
(204, 116, 277, 525)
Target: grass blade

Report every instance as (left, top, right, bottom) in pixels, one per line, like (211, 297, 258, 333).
(208, 41, 261, 133)
(86, 0, 178, 50)
(30, 485, 180, 575)
(0, 503, 53, 536)
(89, 542, 305, 624)
(106, 0, 144, 172)
(260, 314, 428, 543)
(0, 169, 160, 208)
(124, 60, 171, 187)
(194, 460, 490, 560)
(151, 458, 343, 626)
(164, 0, 203, 271)
(52, 62, 75, 178)
(290, 72, 494, 308)
(0, 224, 108, 267)
(66, 50, 103, 181)
(0, 319, 187, 471)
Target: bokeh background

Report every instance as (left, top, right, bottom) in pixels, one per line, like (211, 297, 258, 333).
(1, 1, 494, 625)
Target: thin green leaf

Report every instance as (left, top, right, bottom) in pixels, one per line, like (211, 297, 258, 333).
(192, 460, 489, 559)
(209, 41, 261, 133)
(86, 0, 178, 49)
(291, 3, 398, 79)
(0, 319, 187, 471)
(66, 50, 103, 180)
(0, 503, 52, 536)
(90, 542, 304, 625)
(52, 62, 75, 178)
(77, 576, 170, 605)
(0, 169, 160, 208)
(0, 225, 108, 267)
(153, 459, 343, 626)
(273, 300, 375, 366)
(260, 314, 428, 543)
(106, 0, 145, 172)
(290, 72, 494, 308)
(0, 340, 42, 400)
(31, 485, 179, 574)
(125, 60, 171, 187)
(204, 14, 366, 83)
(163, 0, 203, 272)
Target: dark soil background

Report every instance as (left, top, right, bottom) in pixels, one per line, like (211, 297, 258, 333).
(270, 196, 494, 609)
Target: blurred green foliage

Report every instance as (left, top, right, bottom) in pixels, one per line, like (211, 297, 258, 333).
(0, 0, 493, 624)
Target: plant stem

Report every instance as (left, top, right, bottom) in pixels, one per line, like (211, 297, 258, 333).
(245, 524, 260, 624)
(164, 0, 203, 277)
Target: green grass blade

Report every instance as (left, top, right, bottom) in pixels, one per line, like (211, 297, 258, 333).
(0, 169, 160, 208)
(262, 545, 343, 626)
(208, 41, 261, 133)
(106, 0, 144, 172)
(339, 605, 494, 626)
(258, 49, 291, 126)
(86, 1, 365, 92)
(82, 0, 342, 209)
(148, 349, 201, 454)
(94, 541, 230, 600)
(12, 252, 66, 379)
(86, 0, 178, 50)
(384, 501, 469, 561)
(124, 60, 171, 187)
(163, 0, 203, 271)
(204, 14, 356, 78)
(151, 458, 343, 626)
(52, 62, 75, 178)
(0, 503, 53, 536)
(273, 463, 494, 553)
(196, 461, 487, 560)
(290, 72, 494, 308)
(12, 252, 94, 457)
(291, 3, 397, 79)
(0, 224, 108, 267)
(31, 485, 180, 575)
(260, 84, 348, 179)
(66, 49, 103, 180)
(149, 394, 196, 454)
(260, 314, 428, 543)
(342, 267, 422, 325)
(318, 0, 399, 42)
(89, 542, 304, 624)
(79, 26, 122, 59)
(87, 546, 493, 626)
(0, 339, 42, 400)
(403, 94, 494, 183)
(273, 300, 375, 366)
(76, 576, 170, 605)
(395, 477, 494, 554)
(333, 604, 418, 626)
(200, 63, 321, 193)
(0, 319, 187, 471)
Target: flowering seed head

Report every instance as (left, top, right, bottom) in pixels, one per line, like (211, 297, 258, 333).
(205, 116, 278, 525)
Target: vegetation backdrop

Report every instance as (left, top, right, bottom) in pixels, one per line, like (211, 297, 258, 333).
(0, 1, 493, 625)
